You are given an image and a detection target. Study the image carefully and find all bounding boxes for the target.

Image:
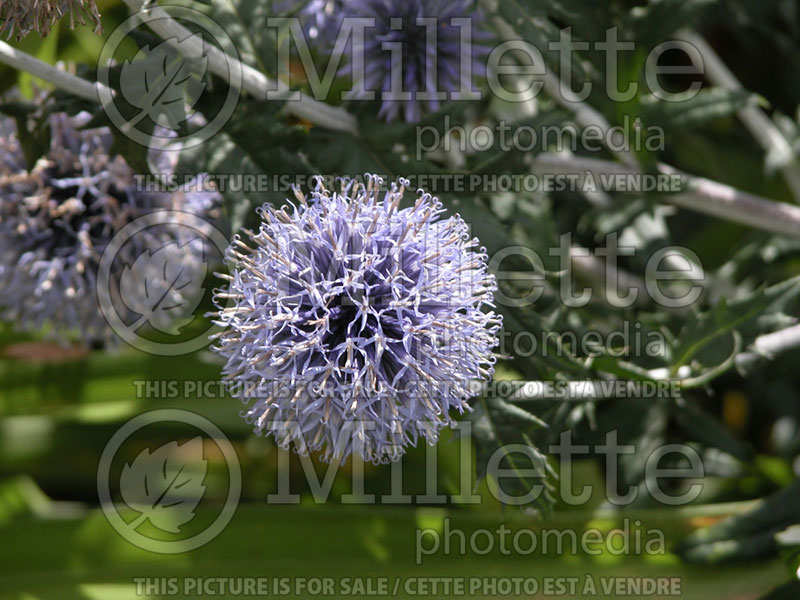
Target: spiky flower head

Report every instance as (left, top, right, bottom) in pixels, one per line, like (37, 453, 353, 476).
(0, 108, 220, 346)
(1, 0, 101, 40)
(212, 175, 501, 463)
(340, 0, 487, 122)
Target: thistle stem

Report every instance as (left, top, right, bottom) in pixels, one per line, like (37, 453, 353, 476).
(121, 0, 359, 135)
(734, 323, 800, 370)
(568, 244, 651, 308)
(479, 1, 639, 169)
(510, 324, 800, 396)
(533, 154, 800, 239)
(676, 29, 800, 203)
(484, 9, 800, 240)
(752, 323, 800, 356)
(0, 39, 110, 102)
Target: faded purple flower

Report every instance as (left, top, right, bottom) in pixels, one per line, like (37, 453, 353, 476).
(340, 0, 488, 122)
(211, 175, 501, 463)
(0, 108, 220, 346)
(1, 0, 101, 40)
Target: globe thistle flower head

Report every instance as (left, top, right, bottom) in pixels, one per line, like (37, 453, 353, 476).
(212, 175, 501, 463)
(0, 109, 220, 346)
(1, 0, 101, 40)
(341, 0, 488, 122)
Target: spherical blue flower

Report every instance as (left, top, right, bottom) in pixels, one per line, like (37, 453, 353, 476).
(340, 0, 488, 122)
(211, 175, 501, 463)
(0, 109, 220, 346)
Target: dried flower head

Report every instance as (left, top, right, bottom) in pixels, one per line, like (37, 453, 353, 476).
(1, 0, 101, 40)
(0, 108, 220, 346)
(212, 175, 501, 463)
(340, 0, 487, 122)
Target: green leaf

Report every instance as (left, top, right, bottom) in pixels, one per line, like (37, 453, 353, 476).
(671, 276, 800, 373)
(676, 480, 800, 564)
(306, 129, 388, 175)
(179, 95, 313, 231)
(466, 396, 555, 515)
(671, 401, 753, 463)
(202, 0, 279, 76)
(639, 88, 756, 132)
(494, 0, 589, 82)
(622, 0, 716, 44)
(0, 476, 54, 524)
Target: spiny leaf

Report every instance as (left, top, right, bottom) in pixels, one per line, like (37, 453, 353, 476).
(671, 401, 753, 463)
(671, 276, 800, 371)
(676, 480, 800, 564)
(467, 396, 555, 515)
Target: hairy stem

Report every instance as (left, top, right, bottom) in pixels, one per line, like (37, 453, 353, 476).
(534, 154, 800, 239)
